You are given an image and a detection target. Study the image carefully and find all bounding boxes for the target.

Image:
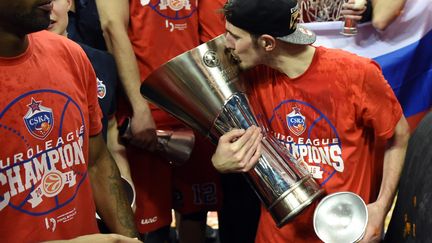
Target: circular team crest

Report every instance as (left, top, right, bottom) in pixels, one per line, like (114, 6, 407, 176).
(269, 100, 342, 186)
(203, 51, 220, 68)
(0, 90, 87, 216)
(146, 0, 196, 21)
(168, 0, 187, 11)
(42, 171, 65, 198)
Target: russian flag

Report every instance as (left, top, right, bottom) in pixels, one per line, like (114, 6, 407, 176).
(303, 0, 432, 130)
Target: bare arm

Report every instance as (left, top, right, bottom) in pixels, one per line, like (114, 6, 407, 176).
(371, 0, 406, 31)
(95, 0, 157, 150)
(376, 115, 410, 212)
(43, 233, 141, 243)
(107, 118, 132, 181)
(360, 116, 410, 242)
(88, 134, 138, 238)
(107, 118, 136, 212)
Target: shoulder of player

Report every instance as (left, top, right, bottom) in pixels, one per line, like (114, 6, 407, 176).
(30, 30, 88, 60)
(316, 46, 380, 76)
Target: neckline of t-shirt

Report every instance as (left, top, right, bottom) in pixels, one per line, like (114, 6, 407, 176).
(0, 34, 34, 66)
(280, 46, 321, 82)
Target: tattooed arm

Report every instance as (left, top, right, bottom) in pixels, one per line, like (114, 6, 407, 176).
(88, 134, 138, 238)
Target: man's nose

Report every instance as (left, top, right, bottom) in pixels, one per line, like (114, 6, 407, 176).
(224, 33, 235, 49)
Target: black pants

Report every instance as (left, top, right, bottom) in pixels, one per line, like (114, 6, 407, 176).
(218, 173, 261, 243)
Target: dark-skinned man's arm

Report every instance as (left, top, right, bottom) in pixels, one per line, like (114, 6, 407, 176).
(88, 133, 139, 238)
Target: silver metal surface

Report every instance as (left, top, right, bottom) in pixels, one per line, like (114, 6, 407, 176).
(121, 176, 136, 208)
(156, 129, 195, 166)
(120, 117, 195, 166)
(341, 18, 358, 36)
(141, 34, 324, 227)
(314, 192, 368, 243)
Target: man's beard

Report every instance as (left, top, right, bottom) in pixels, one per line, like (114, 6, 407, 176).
(3, 9, 51, 35)
(225, 48, 242, 65)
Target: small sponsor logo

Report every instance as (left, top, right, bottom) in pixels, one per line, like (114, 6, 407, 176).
(141, 216, 158, 225)
(45, 217, 57, 232)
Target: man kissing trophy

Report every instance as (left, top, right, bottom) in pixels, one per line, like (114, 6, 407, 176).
(140, 35, 323, 227)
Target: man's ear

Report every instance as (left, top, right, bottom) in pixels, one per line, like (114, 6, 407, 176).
(67, 0, 73, 11)
(258, 35, 276, 51)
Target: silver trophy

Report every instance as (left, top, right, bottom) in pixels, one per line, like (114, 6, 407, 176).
(140, 35, 324, 227)
(341, 18, 358, 36)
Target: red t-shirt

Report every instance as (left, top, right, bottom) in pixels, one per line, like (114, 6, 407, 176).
(125, 0, 203, 233)
(129, 0, 200, 82)
(0, 31, 103, 242)
(244, 47, 402, 243)
(119, 0, 201, 126)
(198, 0, 226, 43)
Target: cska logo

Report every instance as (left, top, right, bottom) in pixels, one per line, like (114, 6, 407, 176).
(286, 107, 306, 136)
(23, 98, 54, 140)
(97, 78, 107, 99)
(159, 0, 191, 11)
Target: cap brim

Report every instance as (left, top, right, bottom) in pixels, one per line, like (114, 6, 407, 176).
(276, 26, 316, 45)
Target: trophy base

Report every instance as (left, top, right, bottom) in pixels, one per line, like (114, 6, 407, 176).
(268, 175, 325, 228)
(341, 27, 358, 36)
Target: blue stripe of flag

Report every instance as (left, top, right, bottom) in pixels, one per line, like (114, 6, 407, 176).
(374, 28, 432, 117)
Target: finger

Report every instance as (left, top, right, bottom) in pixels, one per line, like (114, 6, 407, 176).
(341, 8, 366, 16)
(342, 2, 366, 11)
(231, 126, 259, 151)
(358, 225, 376, 243)
(343, 15, 364, 21)
(219, 128, 246, 143)
(239, 129, 262, 166)
(244, 141, 262, 172)
(340, 9, 359, 15)
(235, 127, 261, 160)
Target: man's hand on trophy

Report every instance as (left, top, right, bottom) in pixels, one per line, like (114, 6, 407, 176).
(129, 111, 158, 151)
(211, 126, 263, 173)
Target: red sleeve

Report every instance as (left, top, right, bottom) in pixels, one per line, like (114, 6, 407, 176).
(360, 60, 403, 139)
